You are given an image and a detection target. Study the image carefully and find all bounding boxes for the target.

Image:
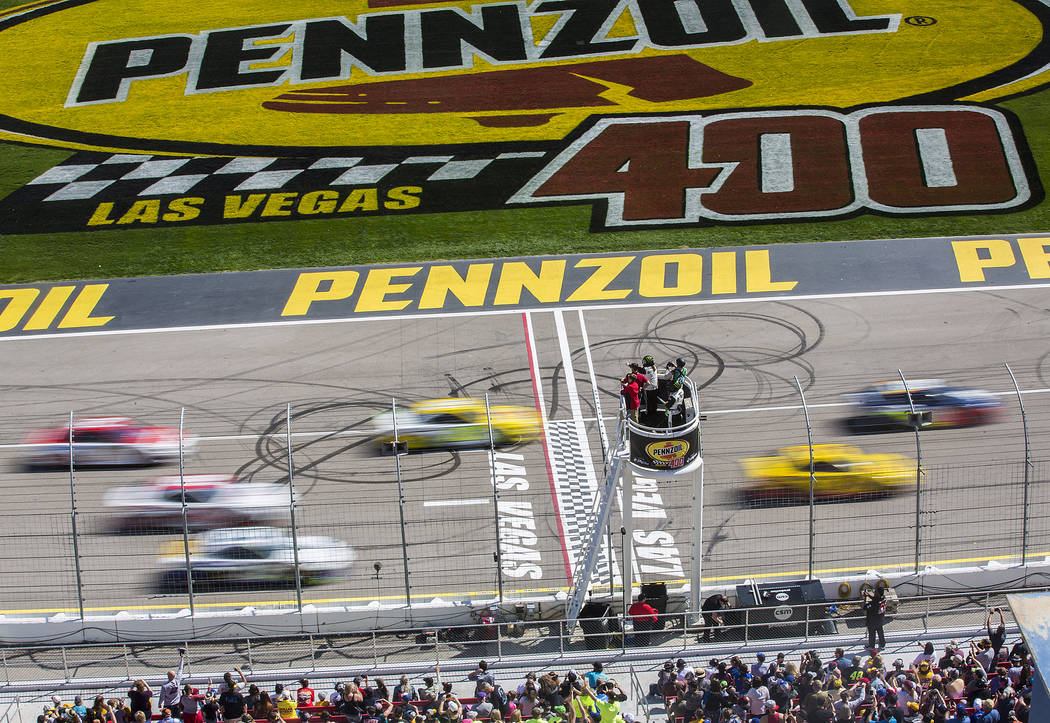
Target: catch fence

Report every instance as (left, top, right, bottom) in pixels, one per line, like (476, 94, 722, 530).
(0, 363, 1047, 619)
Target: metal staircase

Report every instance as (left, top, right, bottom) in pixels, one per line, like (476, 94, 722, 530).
(565, 410, 629, 626)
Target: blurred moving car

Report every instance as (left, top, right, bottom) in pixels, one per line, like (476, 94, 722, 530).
(740, 444, 916, 504)
(104, 474, 293, 532)
(843, 380, 1003, 431)
(21, 417, 196, 469)
(156, 526, 353, 591)
(371, 398, 541, 453)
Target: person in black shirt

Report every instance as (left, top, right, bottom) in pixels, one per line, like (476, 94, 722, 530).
(987, 607, 1007, 659)
(218, 688, 244, 723)
(200, 696, 220, 723)
(864, 587, 887, 651)
(128, 681, 153, 719)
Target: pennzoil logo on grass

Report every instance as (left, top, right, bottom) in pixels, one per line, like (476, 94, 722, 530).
(0, 0, 1047, 232)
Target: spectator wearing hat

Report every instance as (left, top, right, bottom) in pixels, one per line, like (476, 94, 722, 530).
(437, 689, 462, 723)
(675, 659, 696, 682)
(901, 700, 922, 723)
(158, 710, 178, 723)
(518, 673, 540, 698)
(473, 693, 494, 720)
(751, 654, 772, 679)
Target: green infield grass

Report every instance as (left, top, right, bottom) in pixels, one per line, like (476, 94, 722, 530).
(1, 0, 1048, 284)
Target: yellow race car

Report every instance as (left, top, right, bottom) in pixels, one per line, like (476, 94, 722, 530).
(740, 444, 915, 504)
(372, 398, 541, 453)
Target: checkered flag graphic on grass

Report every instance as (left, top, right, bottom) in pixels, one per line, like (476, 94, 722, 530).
(0, 150, 552, 234)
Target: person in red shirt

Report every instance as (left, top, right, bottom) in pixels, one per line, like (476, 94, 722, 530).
(620, 372, 642, 422)
(296, 679, 315, 708)
(628, 594, 659, 645)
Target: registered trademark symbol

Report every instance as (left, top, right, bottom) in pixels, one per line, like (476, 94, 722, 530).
(905, 15, 937, 26)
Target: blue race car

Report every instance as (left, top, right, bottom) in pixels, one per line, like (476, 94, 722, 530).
(844, 379, 1004, 431)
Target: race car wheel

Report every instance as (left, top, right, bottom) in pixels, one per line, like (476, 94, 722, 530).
(160, 570, 188, 592)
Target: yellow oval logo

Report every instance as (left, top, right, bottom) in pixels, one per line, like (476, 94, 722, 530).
(646, 439, 689, 461)
(0, 0, 1045, 154)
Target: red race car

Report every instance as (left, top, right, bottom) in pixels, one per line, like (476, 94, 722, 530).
(21, 417, 196, 469)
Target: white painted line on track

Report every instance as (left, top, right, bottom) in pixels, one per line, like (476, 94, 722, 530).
(523, 311, 573, 580)
(3, 282, 1050, 342)
(575, 308, 622, 587)
(1, 387, 1047, 450)
(422, 498, 488, 507)
(553, 309, 586, 422)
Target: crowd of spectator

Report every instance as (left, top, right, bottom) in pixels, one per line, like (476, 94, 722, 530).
(37, 609, 1036, 723)
(656, 632, 1034, 723)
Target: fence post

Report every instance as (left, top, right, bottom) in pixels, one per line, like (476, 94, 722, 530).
(622, 472, 634, 621)
(793, 377, 817, 579)
(484, 394, 505, 604)
(391, 399, 413, 609)
(178, 408, 195, 616)
(897, 371, 924, 574)
(1005, 363, 1033, 564)
(687, 458, 705, 620)
(286, 404, 304, 611)
(67, 411, 86, 622)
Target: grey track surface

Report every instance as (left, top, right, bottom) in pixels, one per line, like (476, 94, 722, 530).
(0, 288, 1049, 614)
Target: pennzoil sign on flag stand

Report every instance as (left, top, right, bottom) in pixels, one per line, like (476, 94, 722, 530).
(0, 0, 1047, 233)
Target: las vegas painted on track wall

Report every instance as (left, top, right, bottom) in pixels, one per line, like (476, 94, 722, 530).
(0, 0, 1047, 233)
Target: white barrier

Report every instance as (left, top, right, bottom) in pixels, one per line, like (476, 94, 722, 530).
(3, 559, 1048, 644)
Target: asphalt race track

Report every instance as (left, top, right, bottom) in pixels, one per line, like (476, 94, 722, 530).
(1, 287, 1049, 615)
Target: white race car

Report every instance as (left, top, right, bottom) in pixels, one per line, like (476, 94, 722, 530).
(157, 526, 354, 590)
(104, 475, 293, 531)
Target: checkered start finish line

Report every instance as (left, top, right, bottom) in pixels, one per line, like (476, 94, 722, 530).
(0, 150, 552, 233)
